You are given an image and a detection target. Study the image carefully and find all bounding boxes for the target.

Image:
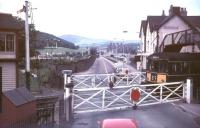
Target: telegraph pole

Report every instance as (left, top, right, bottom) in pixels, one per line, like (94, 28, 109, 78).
(25, 1, 31, 90)
(17, 1, 35, 90)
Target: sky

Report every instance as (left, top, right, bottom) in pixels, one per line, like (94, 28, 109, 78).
(0, 0, 200, 40)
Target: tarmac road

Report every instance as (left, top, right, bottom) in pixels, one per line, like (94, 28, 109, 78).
(69, 103, 200, 128)
(76, 56, 137, 75)
(60, 57, 200, 128)
(76, 56, 116, 74)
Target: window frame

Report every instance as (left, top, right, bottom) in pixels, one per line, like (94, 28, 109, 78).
(0, 67, 2, 113)
(0, 32, 16, 53)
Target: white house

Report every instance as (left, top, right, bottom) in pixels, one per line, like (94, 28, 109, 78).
(138, 5, 200, 70)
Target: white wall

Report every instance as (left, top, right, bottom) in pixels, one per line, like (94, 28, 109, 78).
(145, 25, 157, 54)
(140, 27, 145, 52)
(180, 45, 200, 53)
(139, 23, 157, 70)
(0, 62, 16, 91)
(159, 16, 190, 46)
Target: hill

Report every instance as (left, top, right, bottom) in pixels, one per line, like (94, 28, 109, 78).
(59, 34, 108, 47)
(32, 31, 78, 49)
(59, 34, 141, 48)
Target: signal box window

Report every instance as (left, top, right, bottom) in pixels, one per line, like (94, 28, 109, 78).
(6, 34, 15, 51)
(0, 67, 2, 113)
(152, 61, 158, 72)
(181, 62, 190, 74)
(159, 61, 166, 73)
(169, 63, 181, 74)
(0, 34, 5, 51)
(0, 33, 15, 52)
(191, 62, 200, 74)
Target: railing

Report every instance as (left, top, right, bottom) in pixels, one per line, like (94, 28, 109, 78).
(3, 115, 37, 128)
(159, 29, 200, 52)
(73, 81, 185, 113)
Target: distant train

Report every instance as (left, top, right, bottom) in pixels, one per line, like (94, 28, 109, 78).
(146, 52, 200, 83)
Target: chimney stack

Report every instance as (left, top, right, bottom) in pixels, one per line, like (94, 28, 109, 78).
(169, 5, 187, 16)
(162, 10, 166, 16)
(184, 8, 187, 16)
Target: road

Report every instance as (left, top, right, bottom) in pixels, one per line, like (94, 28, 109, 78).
(76, 56, 137, 74)
(68, 56, 200, 128)
(77, 56, 116, 74)
(66, 103, 200, 128)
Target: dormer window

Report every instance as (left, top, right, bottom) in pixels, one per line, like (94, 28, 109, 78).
(0, 33, 15, 52)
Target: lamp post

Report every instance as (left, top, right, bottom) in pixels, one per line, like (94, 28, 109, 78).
(122, 31, 128, 56)
(113, 38, 117, 56)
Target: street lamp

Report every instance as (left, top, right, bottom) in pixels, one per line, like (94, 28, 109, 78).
(122, 31, 128, 56)
(113, 38, 117, 55)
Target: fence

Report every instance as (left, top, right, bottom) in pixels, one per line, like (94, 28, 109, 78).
(62, 72, 193, 120)
(72, 72, 146, 89)
(73, 81, 185, 113)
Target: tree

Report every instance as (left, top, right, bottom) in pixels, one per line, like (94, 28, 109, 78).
(90, 47, 97, 55)
(17, 17, 37, 63)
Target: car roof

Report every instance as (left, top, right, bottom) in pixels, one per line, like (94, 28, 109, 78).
(102, 119, 137, 128)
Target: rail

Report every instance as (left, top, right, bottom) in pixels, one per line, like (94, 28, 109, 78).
(159, 29, 200, 52)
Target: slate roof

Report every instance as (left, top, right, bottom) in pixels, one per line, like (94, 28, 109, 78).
(147, 16, 167, 32)
(183, 16, 200, 30)
(3, 87, 36, 106)
(156, 15, 200, 31)
(0, 13, 23, 30)
(139, 20, 147, 37)
(144, 15, 200, 33)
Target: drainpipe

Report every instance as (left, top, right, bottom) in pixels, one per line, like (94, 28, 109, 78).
(156, 30, 159, 53)
(144, 34, 146, 53)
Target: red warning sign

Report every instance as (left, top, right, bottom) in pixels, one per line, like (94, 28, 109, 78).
(130, 89, 140, 102)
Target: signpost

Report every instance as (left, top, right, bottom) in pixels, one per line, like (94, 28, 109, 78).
(130, 88, 140, 109)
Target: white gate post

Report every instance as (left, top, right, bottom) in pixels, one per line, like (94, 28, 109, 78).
(62, 70, 73, 122)
(102, 89, 105, 109)
(139, 72, 142, 84)
(92, 76, 95, 87)
(160, 85, 163, 103)
(183, 82, 185, 99)
(186, 78, 193, 104)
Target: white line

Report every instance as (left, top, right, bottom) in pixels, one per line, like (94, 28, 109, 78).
(102, 60, 108, 74)
(102, 57, 116, 67)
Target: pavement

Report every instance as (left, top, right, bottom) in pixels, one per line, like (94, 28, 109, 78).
(172, 101, 200, 126)
(173, 102, 200, 117)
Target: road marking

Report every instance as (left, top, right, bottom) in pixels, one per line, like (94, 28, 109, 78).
(102, 57, 116, 67)
(102, 60, 108, 74)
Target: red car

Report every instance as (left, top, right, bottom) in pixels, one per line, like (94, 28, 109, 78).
(99, 119, 138, 128)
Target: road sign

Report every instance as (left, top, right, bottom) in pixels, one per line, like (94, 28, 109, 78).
(130, 89, 140, 102)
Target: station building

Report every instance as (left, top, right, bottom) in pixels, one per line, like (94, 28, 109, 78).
(138, 5, 200, 70)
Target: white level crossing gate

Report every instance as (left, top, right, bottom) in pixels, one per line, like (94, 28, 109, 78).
(71, 72, 186, 113)
(72, 72, 146, 89)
